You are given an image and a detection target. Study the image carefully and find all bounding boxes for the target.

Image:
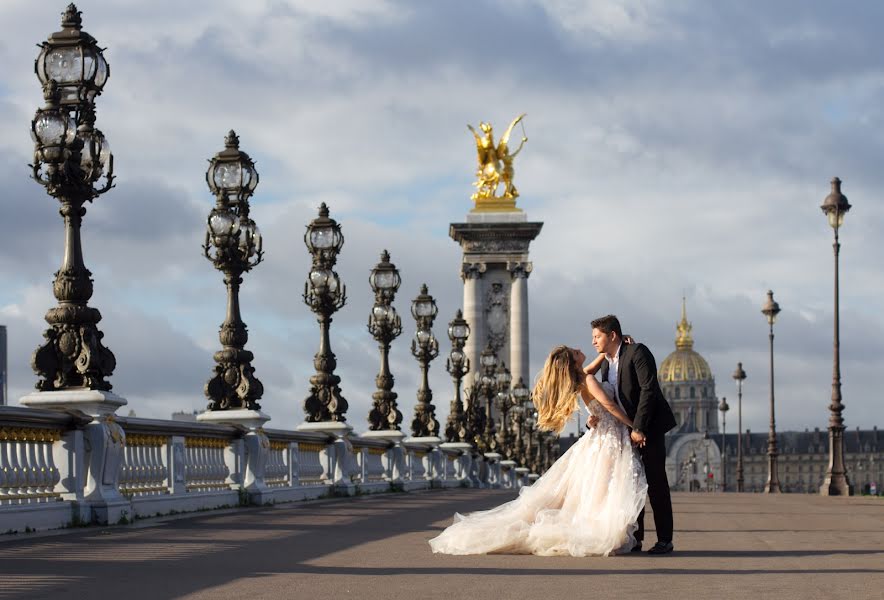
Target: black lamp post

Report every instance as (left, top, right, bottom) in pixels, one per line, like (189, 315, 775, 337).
(510, 378, 530, 463)
(30, 5, 117, 392)
(410, 284, 440, 438)
(761, 290, 782, 493)
(494, 363, 514, 456)
(303, 203, 348, 422)
(202, 131, 264, 411)
(367, 250, 403, 430)
(820, 177, 853, 496)
(477, 344, 499, 452)
(733, 362, 747, 492)
(444, 310, 471, 443)
(719, 396, 729, 491)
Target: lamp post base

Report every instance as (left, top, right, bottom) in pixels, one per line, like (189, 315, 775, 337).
(820, 475, 853, 496)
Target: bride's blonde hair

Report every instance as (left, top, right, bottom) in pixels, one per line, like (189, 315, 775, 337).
(532, 345, 584, 433)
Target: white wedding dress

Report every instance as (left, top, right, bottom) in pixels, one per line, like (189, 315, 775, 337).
(429, 389, 647, 557)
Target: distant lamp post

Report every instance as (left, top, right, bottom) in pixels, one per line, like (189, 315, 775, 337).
(202, 131, 264, 411)
(511, 378, 530, 462)
(761, 290, 782, 493)
(303, 203, 348, 423)
(820, 177, 854, 496)
(444, 310, 471, 443)
(732, 362, 747, 492)
(494, 363, 514, 455)
(367, 250, 403, 431)
(719, 396, 729, 491)
(477, 344, 499, 452)
(410, 284, 440, 438)
(29, 6, 117, 393)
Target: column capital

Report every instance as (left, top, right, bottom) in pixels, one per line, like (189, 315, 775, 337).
(461, 262, 487, 281)
(507, 261, 533, 279)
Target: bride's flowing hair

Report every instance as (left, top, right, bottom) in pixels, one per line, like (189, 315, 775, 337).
(532, 345, 583, 433)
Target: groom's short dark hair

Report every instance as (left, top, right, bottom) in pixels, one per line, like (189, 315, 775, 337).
(591, 315, 623, 338)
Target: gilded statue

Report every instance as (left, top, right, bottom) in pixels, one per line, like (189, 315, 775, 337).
(467, 114, 527, 203)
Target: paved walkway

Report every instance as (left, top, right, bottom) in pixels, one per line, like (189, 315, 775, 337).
(0, 490, 881, 600)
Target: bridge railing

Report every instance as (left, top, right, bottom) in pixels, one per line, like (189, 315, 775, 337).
(0, 406, 531, 532)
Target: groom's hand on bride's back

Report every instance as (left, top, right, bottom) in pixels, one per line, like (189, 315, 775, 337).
(586, 415, 599, 428)
(623, 334, 636, 345)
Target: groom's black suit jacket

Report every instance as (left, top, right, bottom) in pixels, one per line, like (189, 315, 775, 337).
(599, 342, 676, 439)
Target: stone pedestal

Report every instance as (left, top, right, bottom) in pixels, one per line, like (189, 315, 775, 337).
(20, 390, 130, 524)
(483, 451, 502, 488)
(361, 430, 407, 485)
(405, 436, 443, 484)
(499, 459, 517, 489)
(198, 409, 271, 503)
(514, 466, 530, 488)
(297, 421, 356, 495)
(440, 441, 474, 486)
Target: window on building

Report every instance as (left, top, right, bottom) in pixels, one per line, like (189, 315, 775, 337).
(690, 387, 695, 399)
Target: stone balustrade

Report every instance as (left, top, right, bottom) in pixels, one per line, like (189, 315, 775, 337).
(0, 406, 537, 533)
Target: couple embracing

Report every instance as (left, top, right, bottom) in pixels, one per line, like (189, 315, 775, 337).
(429, 315, 677, 557)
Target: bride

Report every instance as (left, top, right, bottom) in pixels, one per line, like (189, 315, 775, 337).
(428, 345, 647, 557)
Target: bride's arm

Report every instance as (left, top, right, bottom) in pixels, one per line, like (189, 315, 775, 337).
(582, 353, 606, 376)
(580, 375, 634, 428)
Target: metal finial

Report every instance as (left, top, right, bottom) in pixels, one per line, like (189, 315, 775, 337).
(224, 130, 239, 148)
(62, 4, 82, 28)
(318, 202, 329, 217)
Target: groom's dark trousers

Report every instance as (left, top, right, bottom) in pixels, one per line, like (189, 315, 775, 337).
(636, 433, 673, 544)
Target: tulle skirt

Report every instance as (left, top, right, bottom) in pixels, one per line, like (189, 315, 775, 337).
(429, 419, 647, 557)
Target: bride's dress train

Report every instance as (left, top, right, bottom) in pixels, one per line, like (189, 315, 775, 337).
(429, 397, 647, 556)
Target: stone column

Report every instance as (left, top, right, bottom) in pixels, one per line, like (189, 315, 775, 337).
(461, 262, 486, 388)
(508, 262, 532, 387)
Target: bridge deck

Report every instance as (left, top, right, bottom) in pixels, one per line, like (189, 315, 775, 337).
(0, 490, 881, 599)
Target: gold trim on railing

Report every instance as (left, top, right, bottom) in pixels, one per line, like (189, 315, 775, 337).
(298, 442, 326, 453)
(0, 427, 62, 443)
(120, 485, 169, 496)
(269, 440, 289, 452)
(126, 434, 168, 447)
(367, 447, 386, 456)
(185, 437, 228, 449)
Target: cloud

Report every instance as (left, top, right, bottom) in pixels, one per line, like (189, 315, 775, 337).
(0, 1, 881, 435)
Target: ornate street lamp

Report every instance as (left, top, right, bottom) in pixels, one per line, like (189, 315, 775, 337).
(719, 396, 729, 491)
(522, 407, 537, 469)
(410, 284, 440, 438)
(732, 362, 747, 492)
(761, 290, 782, 493)
(29, 6, 117, 393)
(510, 378, 530, 462)
(367, 250, 403, 430)
(202, 131, 263, 411)
(464, 383, 486, 450)
(444, 310, 471, 443)
(477, 344, 499, 452)
(35, 5, 109, 110)
(820, 177, 854, 496)
(303, 203, 348, 422)
(494, 363, 514, 456)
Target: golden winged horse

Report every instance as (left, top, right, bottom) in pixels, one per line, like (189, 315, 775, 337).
(467, 113, 527, 201)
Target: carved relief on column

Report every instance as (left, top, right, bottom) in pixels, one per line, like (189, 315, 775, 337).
(484, 282, 509, 353)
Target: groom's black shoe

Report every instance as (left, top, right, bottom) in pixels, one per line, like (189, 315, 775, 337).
(647, 541, 673, 555)
(630, 543, 642, 553)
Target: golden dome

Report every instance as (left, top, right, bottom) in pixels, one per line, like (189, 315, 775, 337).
(658, 299, 713, 383)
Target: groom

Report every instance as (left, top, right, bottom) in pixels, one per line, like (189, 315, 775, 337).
(588, 315, 677, 555)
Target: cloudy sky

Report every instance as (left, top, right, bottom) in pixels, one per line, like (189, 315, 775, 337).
(1, 1, 882, 437)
